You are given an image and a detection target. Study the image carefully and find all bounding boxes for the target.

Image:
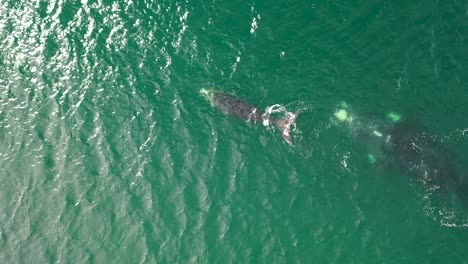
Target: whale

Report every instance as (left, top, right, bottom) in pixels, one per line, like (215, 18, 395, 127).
(333, 103, 468, 204)
(200, 89, 302, 144)
(388, 121, 468, 203)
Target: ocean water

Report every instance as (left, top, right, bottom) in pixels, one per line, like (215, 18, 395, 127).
(1, 0, 468, 263)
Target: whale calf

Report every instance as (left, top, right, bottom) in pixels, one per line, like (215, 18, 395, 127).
(200, 89, 302, 144)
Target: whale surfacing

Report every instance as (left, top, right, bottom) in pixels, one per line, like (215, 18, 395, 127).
(200, 89, 302, 144)
(333, 103, 468, 205)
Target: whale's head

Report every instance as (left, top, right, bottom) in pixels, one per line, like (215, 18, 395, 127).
(333, 101, 354, 125)
(334, 109, 351, 122)
(200, 88, 216, 104)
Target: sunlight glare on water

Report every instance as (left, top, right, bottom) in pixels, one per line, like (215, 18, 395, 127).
(0, 0, 468, 263)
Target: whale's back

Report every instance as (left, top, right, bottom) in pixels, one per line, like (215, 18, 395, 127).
(211, 92, 263, 122)
(390, 121, 468, 203)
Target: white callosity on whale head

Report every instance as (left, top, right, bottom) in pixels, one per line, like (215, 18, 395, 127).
(333, 101, 356, 124)
(200, 88, 215, 104)
(334, 109, 349, 121)
(334, 108, 354, 124)
(199, 88, 211, 98)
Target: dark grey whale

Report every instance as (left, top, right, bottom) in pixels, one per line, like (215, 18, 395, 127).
(388, 121, 468, 203)
(333, 103, 468, 205)
(200, 89, 302, 144)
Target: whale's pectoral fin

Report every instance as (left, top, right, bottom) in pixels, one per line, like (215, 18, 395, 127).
(277, 111, 304, 145)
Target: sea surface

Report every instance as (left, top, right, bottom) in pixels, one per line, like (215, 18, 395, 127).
(1, 0, 468, 263)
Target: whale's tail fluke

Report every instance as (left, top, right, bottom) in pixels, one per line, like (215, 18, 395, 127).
(275, 111, 304, 144)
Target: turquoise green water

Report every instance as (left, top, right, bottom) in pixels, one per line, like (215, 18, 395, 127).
(1, 0, 468, 262)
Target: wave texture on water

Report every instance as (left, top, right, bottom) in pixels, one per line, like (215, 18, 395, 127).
(1, 0, 468, 263)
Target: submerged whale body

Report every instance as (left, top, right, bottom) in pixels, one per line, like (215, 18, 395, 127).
(333, 104, 468, 205)
(200, 89, 302, 144)
(388, 121, 468, 203)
